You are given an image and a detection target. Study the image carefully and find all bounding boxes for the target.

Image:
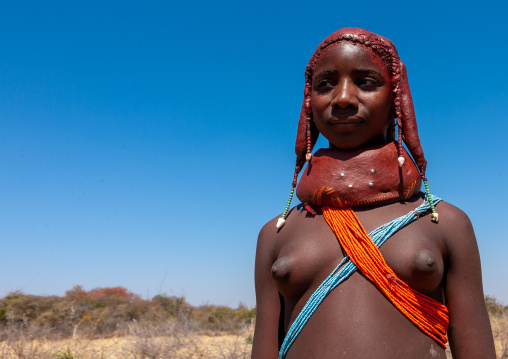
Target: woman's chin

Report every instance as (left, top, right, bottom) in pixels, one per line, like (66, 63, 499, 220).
(328, 137, 388, 151)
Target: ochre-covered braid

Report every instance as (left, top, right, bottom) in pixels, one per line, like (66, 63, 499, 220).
(322, 206, 449, 347)
(303, 79, 313, 161)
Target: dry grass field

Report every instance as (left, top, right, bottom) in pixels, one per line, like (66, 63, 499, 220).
(491, 311, 508, 359)
(0, 288, 506, 358)
(1, 316, 507, 359)
(0, 287, 255, 358)
(0, 321, 253, 359)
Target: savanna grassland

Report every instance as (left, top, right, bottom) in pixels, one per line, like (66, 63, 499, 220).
(0, 286, 506, 358)
(0, 286, 254, 358)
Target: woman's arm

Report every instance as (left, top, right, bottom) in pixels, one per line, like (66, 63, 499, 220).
(252, 219, 282, 359)
(441, 203, 496, 359)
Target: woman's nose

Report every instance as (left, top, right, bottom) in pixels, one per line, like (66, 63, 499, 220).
(332, 79, 358, 108)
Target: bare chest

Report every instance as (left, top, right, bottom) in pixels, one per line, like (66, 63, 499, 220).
(271, 205, 446, 304)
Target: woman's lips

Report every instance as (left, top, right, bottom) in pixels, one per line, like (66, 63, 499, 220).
(328, 117, 364, 131)
(328, 116, 364, 125)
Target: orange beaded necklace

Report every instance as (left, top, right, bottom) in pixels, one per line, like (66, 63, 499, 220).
(322, 205, 449, 347)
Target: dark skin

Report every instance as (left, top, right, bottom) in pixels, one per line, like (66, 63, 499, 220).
(252, 43, 496, 359)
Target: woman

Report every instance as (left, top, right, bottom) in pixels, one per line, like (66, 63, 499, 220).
(252, 28, 495, 359)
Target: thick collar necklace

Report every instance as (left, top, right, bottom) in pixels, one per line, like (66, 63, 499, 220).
(296, 141, 422, 208)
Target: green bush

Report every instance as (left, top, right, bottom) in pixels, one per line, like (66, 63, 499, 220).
(485, 295, 507, 317)
(52, 349, 81, 359)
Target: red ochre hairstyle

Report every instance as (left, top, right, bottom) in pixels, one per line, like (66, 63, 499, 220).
(277, 28, 438, 228)
(295, 27, 427, 180)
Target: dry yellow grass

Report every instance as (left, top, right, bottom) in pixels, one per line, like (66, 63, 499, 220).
(492, 313, 508, 359)
(0, 330, 253, 359)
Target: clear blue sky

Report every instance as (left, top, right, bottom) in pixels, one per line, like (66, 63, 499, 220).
(1, 0, 507, 307)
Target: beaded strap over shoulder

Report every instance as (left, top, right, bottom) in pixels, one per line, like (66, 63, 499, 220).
(279, 196, 445, 359)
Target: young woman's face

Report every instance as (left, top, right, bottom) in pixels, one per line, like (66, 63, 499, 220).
(311, 42, 393, 150)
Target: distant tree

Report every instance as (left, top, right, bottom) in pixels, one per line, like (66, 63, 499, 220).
(65, 285, 87, 301)
(485, 295, 507, 317)
(152, 294, 189, 316)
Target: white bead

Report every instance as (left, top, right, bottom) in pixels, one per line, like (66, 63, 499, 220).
(348, 184, 353, 188)
(276, 217, 286, 229)
(371, 169, 376, 174)
(340, 173, 345, 177)
(306, 153, 312, 161)
(431, 213, 439, 223)
(369, 182, 374, 187)
(398, 156, 405, 167)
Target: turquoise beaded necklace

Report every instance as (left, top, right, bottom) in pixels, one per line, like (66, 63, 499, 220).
(278, 195, 442, 359)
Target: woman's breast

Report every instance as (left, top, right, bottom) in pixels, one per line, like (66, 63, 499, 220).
(378, 227, 445, 296)
(272, 212, 446, 310)
(271, 213, 345, 302)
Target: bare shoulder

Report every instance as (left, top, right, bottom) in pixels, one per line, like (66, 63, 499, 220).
(256, 206, 304, 254)
(435, 201, 471, 224)
(258, 215, 279, 241)
(256, 214, 282, 258)
(433, 201, 477, 256)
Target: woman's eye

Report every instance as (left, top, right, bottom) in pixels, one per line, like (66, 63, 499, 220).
(357, 78, 378, 88)
(315, 79, 335, 90)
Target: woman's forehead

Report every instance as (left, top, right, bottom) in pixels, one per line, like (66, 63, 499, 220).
(312, 42, 390, 77)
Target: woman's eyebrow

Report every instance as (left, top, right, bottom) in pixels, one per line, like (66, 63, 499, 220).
(314, 69, 384, 78)
(314, 69, 338, 78)
(353, 69, 383, 76)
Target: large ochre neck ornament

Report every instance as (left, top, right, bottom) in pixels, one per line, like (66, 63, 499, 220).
(296, 141, 421, 208)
